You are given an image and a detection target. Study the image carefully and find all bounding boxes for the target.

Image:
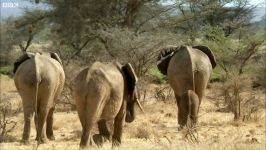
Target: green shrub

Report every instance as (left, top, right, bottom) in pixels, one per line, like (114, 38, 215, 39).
(0, 66, 13, 75)
(211, 66, 225, 82)
(147, 68, 166, 83)
(254, 64, 266, 87)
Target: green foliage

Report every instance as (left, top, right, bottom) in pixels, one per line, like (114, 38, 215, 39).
(0, 11, 47, 66)
(2, 0, 263, 82)
(254, 64, 266, 87)
(0, 66, 13, 75)
(202, 25, 227, 42)
(148, 68, 166, 83)
(202, 26, 234, 70)
(201, 23, 265, 80)
(211, 66, 225, 82)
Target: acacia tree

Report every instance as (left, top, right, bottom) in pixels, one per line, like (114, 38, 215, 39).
(14, 0, 255, 53)
(5, 0, 260, 72)
(150, 0, 255, 41)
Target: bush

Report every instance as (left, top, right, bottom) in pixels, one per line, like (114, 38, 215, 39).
(147, 68, 166, 84)
(254, 64, 266, 88)
(220, 75, 264, 121)
(210, 66, 225, 83)
(56, 62, 79, 112)
(130, 124, 155, 139)
(0, 65, 13, 75)
(0, 101, 20, 142)
(154, 85, 175, 103)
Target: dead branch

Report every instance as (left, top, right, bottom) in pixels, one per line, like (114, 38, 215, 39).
(19, 33, 33, 53)
(238, 39, 265, 75)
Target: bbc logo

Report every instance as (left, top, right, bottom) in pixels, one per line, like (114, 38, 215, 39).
(2, 2, 19, 8)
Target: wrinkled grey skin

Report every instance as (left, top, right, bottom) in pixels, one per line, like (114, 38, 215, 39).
(73, 62, 143, 149)
(14, 52, 65, 144)
(157, 45, 216, 128)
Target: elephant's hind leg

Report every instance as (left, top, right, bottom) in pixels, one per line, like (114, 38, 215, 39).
(46, 107, 55, 140)
(35, 96, 51, 144)
(175, 94, 186, 129)
(179, 90, 199, 128)
(93, 119, 111, 146)
(187, 90, 199, 126)
(21, 106, 34, 144)
(76, 95, 86, 130)
(36, 108, 49, 144)
(112, 101, 126, 146)
(80, 87, 108, 148)
(98, 119, 111, 139)
(19, 88, 35, 144)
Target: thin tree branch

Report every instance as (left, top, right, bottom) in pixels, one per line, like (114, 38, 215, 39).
(18, 33, 33, 53)
(135, 2, 179, 33)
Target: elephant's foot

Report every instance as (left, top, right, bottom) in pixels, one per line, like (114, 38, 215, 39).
(112, 138, 121, 147)
(178, 123, 197, 132)
(79, 144, 87, 150)
(47, 135, 55, 141)
(93, 134, 109, 146)
(20, 139, 30, 145)
(36, 137, 47, 144)
(178, 125, 185, 131)
(38, 138, 47, 144)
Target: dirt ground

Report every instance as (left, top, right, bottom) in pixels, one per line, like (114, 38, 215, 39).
(0, 75, 265, 150)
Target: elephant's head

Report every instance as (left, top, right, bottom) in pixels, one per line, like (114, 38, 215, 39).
(121, 63, 144, 123)
(13, 52, 63, 74)
(157, 46, 179, 75)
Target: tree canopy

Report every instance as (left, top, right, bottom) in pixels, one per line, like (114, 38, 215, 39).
(1, 0, 264, 77)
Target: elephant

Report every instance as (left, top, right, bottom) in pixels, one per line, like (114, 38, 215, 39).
(157, 45, 216, 128)
(13, 52, 65, 144)
(73, 61, 144, 149)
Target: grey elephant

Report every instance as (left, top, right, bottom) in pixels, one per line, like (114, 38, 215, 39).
(157, 45, 216, 128)
(13, 52, 65, 144)
(73, 62, 144, 149)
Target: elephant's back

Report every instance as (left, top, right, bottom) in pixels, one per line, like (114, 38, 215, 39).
(100, 63, 124, 119)
(74, 62, 124, 99)
(37, 55, 64, 79)
(74, 62, 124, 120)
(189, 48, 212, 96)
(167, 46, 195, 95)
(190, 48, 212, 75)
(89, 62, 123, 88)
(14, 58, 38, 87)
(167, 46, 212, 96)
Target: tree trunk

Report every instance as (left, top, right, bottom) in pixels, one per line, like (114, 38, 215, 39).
(123, 0, 144, 28)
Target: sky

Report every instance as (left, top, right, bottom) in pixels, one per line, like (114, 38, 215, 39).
(0, 0, 265, 19)
(0, 0, 50, 19)
(161, 0, 265, 5)
(250, 0, 265, 5)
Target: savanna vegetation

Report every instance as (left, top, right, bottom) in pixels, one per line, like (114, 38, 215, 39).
(0, 0, 265, 149)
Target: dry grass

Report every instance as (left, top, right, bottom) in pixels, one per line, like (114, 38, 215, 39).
(0, 76, 265, 150)
(0, 75, 17, 92)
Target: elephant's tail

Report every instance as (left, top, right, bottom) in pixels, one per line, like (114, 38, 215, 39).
(33, 54, 41, 122)
(185, 46, 196, 92)
(34, 80, 39, 120)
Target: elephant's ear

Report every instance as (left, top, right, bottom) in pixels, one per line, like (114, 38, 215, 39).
(192, 45, 217, 68)
(122, 63, 138, 100)
(50, 52, 63, 65)
(13, 53, 35, 73)
(157, 46, 179, 75)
